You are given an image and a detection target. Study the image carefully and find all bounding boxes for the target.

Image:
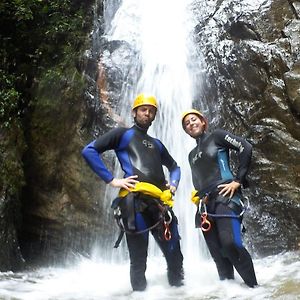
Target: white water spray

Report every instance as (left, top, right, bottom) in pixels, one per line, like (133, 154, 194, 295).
(102, 0, 209, 263)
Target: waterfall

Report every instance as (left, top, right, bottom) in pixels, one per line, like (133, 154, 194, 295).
(99, 0, 209, 263)
(0, 1, 299, 299)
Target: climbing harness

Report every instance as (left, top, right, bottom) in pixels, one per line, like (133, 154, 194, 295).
(112, 182, 176, 248)
(118, 182, 174, 207)
(113, 199, 173, 247)
(207, 199, 247, 219)
(195, 193, 248, 232)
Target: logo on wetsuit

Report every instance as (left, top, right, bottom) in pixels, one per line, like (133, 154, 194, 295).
(192, 151, 202, 164)
(224, 134, 244, 152)
(142, 139, 154, 148)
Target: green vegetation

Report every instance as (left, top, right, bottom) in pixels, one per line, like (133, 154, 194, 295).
(0, 71, 21, 129)
(0, 0, 93, 128)
(0, 0, 94, 194)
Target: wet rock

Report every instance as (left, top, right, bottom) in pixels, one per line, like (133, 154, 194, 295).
(0, 192, 25, 271)
(193, 0, 300, 255)
(0, 125, 26, 270)
(284, 63, 300, 115)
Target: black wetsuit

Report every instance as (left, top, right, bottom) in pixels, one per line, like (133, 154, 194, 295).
(189, 129, 257, 287)
(82, 124, 184, 290)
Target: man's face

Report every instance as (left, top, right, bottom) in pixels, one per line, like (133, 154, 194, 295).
(183, 113, 206, 138)
(133, 105, 157, 128)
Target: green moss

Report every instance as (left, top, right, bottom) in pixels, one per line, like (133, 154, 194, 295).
(0, 0, 94, 196)
(31, 65, 85, 141)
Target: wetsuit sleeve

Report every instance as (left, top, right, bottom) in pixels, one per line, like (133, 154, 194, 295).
(158, 141, 181, 188)
(81, 127, 126, 183)
(214, 129, 252, 187)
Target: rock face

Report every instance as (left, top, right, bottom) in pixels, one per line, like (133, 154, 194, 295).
(192, 0, 300, 255)
(1, 0, 300, 270)
(19, 67, 109, 264)
(0, 125, 26, 270)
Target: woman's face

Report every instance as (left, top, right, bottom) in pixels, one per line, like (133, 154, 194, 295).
(183, 113, 206, 138)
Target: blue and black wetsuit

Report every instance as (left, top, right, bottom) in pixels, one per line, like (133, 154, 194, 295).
(82, 124, 183, 290)
(82, 125, 180, 189)
(189, 129, 257, 287)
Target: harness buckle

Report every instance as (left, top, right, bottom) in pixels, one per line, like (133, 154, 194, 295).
(114, 206, 121, 217)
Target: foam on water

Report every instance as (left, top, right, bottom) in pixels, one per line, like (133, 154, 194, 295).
(0, 251, 299, 299)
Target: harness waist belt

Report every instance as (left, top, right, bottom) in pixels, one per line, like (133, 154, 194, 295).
(118, 182, 174, 207)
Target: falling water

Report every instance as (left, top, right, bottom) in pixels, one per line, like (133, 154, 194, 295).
(0, 0, 299, 299)
(99, 0, 210, 262)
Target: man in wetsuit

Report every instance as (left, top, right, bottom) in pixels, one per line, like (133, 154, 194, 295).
(182, 109, 257, 288)
(82, 94, 184, 291)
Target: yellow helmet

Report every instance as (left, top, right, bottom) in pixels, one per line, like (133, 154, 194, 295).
(132, 94, 158, 110)
(181, 109, 208, 131)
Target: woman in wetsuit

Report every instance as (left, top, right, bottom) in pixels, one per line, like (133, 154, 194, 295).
(182, 109, 257, 288)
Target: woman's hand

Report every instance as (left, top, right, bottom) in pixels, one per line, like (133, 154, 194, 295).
(109, 175, 139, 191)
(218, 181, 241, 198)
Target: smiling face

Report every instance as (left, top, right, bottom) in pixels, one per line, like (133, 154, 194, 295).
(133, 104, 157, 129)
(183, 113, 206, 138)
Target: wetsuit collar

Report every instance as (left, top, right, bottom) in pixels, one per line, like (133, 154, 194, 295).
(196, 132, 207, 145)
(133, 123, 149, 133)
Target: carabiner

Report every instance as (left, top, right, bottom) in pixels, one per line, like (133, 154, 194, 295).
(164, 222, 172, 241)
(164, 209, 172, 225)
(201, 212, 211, 232)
